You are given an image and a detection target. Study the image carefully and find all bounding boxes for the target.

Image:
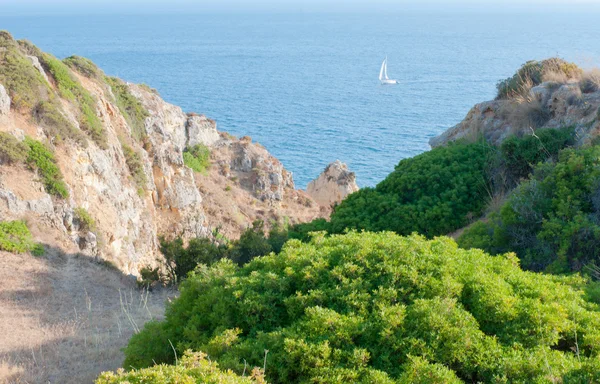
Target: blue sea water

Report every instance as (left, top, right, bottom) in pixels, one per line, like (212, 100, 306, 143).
(2, 12, 600, 188)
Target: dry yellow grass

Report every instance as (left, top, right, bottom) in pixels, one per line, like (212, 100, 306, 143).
(0, 247, 175, 384)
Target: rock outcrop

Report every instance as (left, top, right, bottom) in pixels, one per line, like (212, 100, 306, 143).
(186, 114, 220, 147)
(0, 35, 330, 275)
(430, 80, 600, 148)
(306, 160, 359, 207)
(0, 84, 9, 115)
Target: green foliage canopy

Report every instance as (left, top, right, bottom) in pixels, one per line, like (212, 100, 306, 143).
(459, 145, 600, 273)
(123, 231, 600, 383)
(323, 141, 492, 237)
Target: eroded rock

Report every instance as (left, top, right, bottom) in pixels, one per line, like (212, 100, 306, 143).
(306, 160, 359, 207)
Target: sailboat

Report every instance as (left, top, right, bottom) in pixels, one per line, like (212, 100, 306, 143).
(379, 56, 398, 85)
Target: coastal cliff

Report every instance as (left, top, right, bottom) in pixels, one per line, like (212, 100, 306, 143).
(0, 31, 354, 275)
(430, 60, 600, 148)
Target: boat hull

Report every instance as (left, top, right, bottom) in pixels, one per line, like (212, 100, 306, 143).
(380, 79, 398, 85)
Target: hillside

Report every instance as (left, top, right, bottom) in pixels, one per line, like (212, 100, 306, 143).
(0, 31, 357, 275)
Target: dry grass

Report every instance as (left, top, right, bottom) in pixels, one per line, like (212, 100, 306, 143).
(0, 247, 175, 384)
(580, 69, 600, 93)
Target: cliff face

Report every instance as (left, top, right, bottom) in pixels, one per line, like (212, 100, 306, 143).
(430, 80, 600, 148)
(0, 32, 342, 275)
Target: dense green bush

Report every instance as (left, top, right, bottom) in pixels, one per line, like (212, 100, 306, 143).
(0, 31, 50, 110)
(489, 126, 575, 190)
(123, 231, 600, 383)
(183, 144, 211, 174)
(160, 236, 228, 283)
(327, 141, 492, 237)
(63, 55, 101, 79)
(0, 132, 28, 164)
(496, 58, 581, 99)
(98, 350, 266, 384)
(40, 53, 106, 148)
(105, 77, 149, 140)
(121, 142, 147, 195)
(159, 220, 272, 283)
(0, 220, 39, 253)
(459, 145, 600, 273)
(24, 138, 69, 198)
(229, 220, 272, 265)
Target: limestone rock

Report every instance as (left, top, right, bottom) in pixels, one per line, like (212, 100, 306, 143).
(0, 84, 10, 115)
(186, 114, 220, 147)
(26, 55, 50, 84)
(306, 160, 359, 207)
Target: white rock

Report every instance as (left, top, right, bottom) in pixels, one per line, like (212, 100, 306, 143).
(0, 84, 10, 115)
(26, 55, 50, 84)
(306, 160, 359, 207)
(186, 114, 220, 147)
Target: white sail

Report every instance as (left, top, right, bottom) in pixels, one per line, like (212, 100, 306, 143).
(379, 59, 386, 81)
(379, 56, 398, 85)
(384, 58, 389, 80)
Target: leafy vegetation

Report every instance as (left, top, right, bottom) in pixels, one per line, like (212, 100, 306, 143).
(97, 350, 266, 384)
(123, 231, 600, 383)
(496, 127, 575, 187)
(159, 220, 272, 283)
(0, 220, 39, 254)
(496, 57, 581, 99)
(0, 31, 50, 110)
(121, 142, 147, 196)
(0, 132, 28, 164)
(24, 138, 69, 198)
(63, 55, 102, 79)
(74, 207, 96, 233)
(40, 53, 106, 148)
(105, 76, 149, 140)
(183, 144, 211, 174)
(317, 141, 492, 237)
(459, 145, 600, 273)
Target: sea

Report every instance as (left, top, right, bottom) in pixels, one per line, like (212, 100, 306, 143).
(2, 11, 600, 188)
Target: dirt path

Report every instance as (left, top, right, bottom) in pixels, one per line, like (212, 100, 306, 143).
(0, 248, 174, 383)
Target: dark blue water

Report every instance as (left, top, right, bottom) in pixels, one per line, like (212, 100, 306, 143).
(2, 12, 600, 187)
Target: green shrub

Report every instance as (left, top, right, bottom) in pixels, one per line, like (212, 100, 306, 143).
(496, 58, 581, 99)
(183, 144, 211, 174)
(0, 220, 38, 253)
(0, 32, 50, 110)
(16, 39, 43, 57)
(0, 132, 28, 164)
(32, 99, 87, 146)
(327, 141, 492, 237)
(229, 220, 272, 265)
(123, 231, 600, 383)
(73, 207, 96, 233)
(459, 145, 600, 273)
(495, 126, 575, 186)
(40, 53, 106, 148)
(160, 236, 227, 283)
(105, 77, 149, 140)
(121, 142, 147, 195)
(138, 266, 162, 290)
(24, 137, 69, 198)
(63, 55, 101, 79)
(98, 350, 266, 384)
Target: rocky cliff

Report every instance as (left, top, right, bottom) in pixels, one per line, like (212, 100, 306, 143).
(0, 32, 355, 275)
(430, 79, 600, 148)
